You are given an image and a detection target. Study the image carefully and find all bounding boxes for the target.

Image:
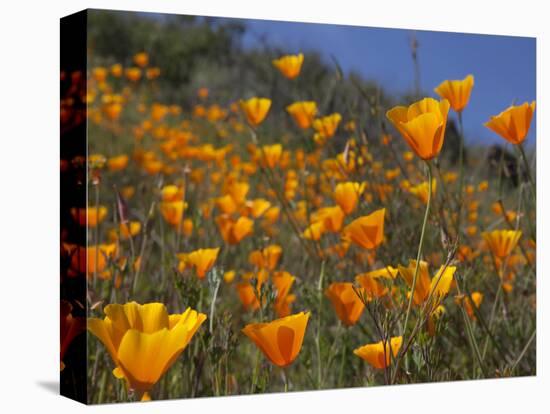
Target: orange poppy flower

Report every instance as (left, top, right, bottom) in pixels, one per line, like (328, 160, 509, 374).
(482, 229, 522, 258)
(119, 221, 141, 240)
(325, 282, 365, 326)
(103, 102, 123, 121)
(274, 293, 297, 319)
(442, 172, 458, 184)
(398, 260, 456, 306)
(236, 281, 261, 311)
(272, 53, 304, 79)
(125, 67, 142, 82)
(244, 198, 272, 218)
(313, 113, 341, 139)
(177, 247, 220, 279)
(146, 67, 161, 80)
(455, 292, 483, 320)
(354, 337, 403, 369)
(249, 244, 283, 271)
(409, 179, 437, 204)
(240, 97, 271, 127)
(260, 144, 283, 169)
(142, 159, 163, 175)
(484, 101, 536, 145)
(216, 215, 254, 245)
(310, 206, 345, 233)
(159, 201, 186, 227)
(272, 271, 296, 318)
(286, 101, 317, 129)
(342, 208, 385, 249)
(89, 153, 106, 169)
(224, 181, 249, 205)
(242, 312, 310, 367)
(334, 182, 365, 215)
(110, 63, 123, 77)
(180, 218, 193, 237)
(466, 225, 478, 236)
(223, 270, 236, 284)
(92, 67, 108, 83)
(302, 221, 325, 241)
(215, 195, 238, 215)
(194, 104, 206, 118)
(206, 104, 227, 122)
(434, 74, 474, 113)
(355, 266, 398, 299)
(197, 87, 209, 99)
(386, 97, 450, 160)
(88, 302, 206, 400)
(478, 180, 489, 192)
(107, 154, 129, 172)
(263, 206, 280, 225)
(150, 103, 168, 121)
(133, 52, 149, 68)
(238, 270, 270, 309)
(121, 186, 135, 200)
(427, 305, 446, 337)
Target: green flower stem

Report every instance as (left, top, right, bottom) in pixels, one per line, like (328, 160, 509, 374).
(454, 274, 489, 377)
(482, 278, 503, 361)
(394, 161, 432, 381)
(250, 348, 260, 394)
(209, 276, 221, 334)
(402, 161, 432, 334)
(510, 329, 536, 373)
(482, 254, 509, 361)
(132, 200, 155, 295)
(337, 329, 347, 387)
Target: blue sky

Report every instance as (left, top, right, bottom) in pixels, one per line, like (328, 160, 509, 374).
(235, 18, 536, 146)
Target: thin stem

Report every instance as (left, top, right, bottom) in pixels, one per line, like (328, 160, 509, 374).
(132, 201, 155, 295)
(282, 368, 289, 392)
(391, 253, 456, 383)
(338, 328, 347, 387)
(510, 329, 536, 373)
(250, 348, 260, 394)
(402, 162, 432, 334)
(209, 276, 221, 334)
(393, 161, 432, 382)
(462, 305, 486, 377)
(97, 369, 108, 403)
(482, 277, 503, 360)
(454, 274, 487, 376)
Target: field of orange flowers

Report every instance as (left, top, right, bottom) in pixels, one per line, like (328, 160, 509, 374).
(60, 49, 536, 403)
